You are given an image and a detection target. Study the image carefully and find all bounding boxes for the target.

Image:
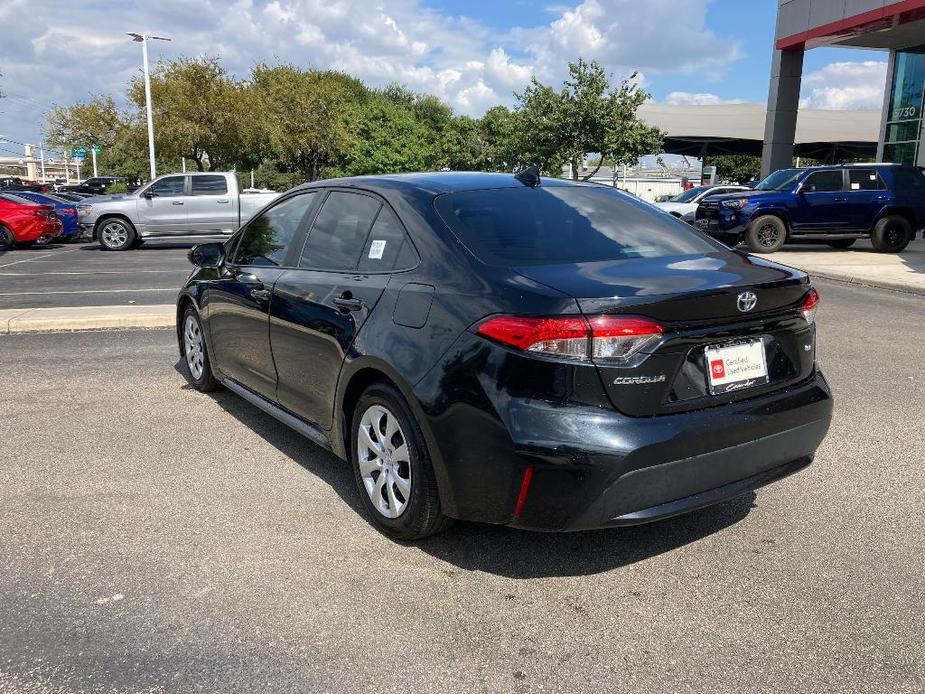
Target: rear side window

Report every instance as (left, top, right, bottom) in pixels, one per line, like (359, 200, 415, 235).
(891, 167, 925, 191)
(149, 176, 185, 196)
(434, 186, 717, 267)
(300, 192, 381, 271)
(847, 169, 885, 191)
(0, 193, 37, 205)
(803, 170, 844, 192)
(190, 175, 228, 196)
(233, 192, 316, 266)
(357, 206, 417, 272)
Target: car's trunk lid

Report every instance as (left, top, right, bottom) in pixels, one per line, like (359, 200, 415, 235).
(513, 252, 817, 416)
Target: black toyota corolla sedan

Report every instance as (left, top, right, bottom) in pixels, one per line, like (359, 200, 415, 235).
(176, 171, 833, 540)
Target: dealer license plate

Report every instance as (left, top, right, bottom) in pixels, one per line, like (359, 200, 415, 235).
(704, 339, 769, 395)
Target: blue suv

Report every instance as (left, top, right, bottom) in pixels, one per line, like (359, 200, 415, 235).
(695, 164, 925, 253)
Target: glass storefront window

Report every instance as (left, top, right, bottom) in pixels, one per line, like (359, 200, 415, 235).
(884, 46, 925, 165)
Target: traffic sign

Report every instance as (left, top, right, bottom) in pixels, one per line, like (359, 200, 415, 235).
(70, 148, 87, 159)
(91, 145, 101, 154)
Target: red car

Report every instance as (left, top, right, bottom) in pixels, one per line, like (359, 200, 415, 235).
(0, 193, 62, 250)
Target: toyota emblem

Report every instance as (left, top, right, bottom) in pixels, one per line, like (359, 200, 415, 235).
(737, 291, 758, 313)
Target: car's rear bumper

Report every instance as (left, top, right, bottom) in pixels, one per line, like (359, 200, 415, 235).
(422, 370, 832, 531)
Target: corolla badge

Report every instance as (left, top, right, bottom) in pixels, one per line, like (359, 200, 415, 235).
(737, 291, 758, 313)
(613, 374, 667, 385)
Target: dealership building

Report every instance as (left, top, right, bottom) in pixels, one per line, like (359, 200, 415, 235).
(764, 0, 925, 175)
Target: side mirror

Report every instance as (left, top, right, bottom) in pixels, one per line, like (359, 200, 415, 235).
(143, 190, 156, 199)
(797, 183, 816, 195)
(188, 242, 224, 269)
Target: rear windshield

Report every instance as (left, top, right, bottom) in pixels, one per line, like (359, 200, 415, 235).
(434, 186, 717, 267)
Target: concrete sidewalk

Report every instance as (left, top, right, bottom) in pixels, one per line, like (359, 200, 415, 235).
(766, 238, 925, 295)
(0, 304, 174, 334)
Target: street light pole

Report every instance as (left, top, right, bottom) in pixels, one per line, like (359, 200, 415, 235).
(128, 32, 171, 181)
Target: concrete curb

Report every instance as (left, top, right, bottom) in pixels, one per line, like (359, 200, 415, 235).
(0, 304, 175, 334)
(804, 271, 925, 297)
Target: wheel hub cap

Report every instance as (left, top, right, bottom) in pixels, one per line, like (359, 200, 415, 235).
(357, 404, 411, 519)
(183, 315, 204, 380)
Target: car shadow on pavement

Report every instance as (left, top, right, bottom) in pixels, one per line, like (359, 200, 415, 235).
(175, 360, 757, 578)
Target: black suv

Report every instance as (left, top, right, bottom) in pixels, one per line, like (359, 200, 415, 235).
(177, 172, 832, 539)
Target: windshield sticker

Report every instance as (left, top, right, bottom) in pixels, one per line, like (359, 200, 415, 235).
(369, 240, 387, 259)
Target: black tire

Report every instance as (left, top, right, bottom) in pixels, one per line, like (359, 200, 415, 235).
(871, 215, 912, 253)
(745, 215, 787, 253)
(14, 241, 35, 249)
(0, 224, 13, 252)
(97, 218, 136, 251)
(826, 239, 856, 249)
(180, 306, 219, 392)
(351, 383, 451, 540)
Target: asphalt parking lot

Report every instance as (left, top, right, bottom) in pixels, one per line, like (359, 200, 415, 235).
(0, 240, 195, 310)
(1, 278, 923, 693)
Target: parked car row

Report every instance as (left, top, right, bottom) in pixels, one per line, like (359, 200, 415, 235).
(0, 193, 63, 250)
(690, 164, 925, 254)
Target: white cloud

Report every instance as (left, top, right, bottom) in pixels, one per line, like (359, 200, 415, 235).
(0, 0, 743, 146)
(800, 60, 887, 109)
(663, 91, 744, 106)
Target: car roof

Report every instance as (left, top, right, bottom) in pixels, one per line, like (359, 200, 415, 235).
(292, 171, 591, 196)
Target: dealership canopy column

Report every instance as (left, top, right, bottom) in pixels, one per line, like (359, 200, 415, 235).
(764, 0, 925, 176)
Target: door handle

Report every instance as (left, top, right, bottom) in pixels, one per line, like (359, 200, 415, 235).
(216, 199, 230, 204)
(172, 200, 185, 206)
(833, 197, 847, 202)
(333, 296, 364, 312)
(250, 288, 271, 301)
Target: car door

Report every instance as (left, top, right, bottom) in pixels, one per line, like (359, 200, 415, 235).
(185, 174, 235, 234)
(205, 191, 319, 399)
(137, 175, 188, 233)
(271, 190, 417, 428)
(843, 168, 888, 230)
(789, 170, 849, 232)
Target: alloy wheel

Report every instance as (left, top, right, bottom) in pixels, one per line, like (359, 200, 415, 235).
(101, 222, 128, 249)
(184, 314, 205, 380)
(757, 221, 780, 249)
(357, 404, 412, 519)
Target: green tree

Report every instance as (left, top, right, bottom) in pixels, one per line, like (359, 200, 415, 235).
(478, 106, 519, 171)
(442, 115, 484, 171)
(342, 93, 440, 175)
(711, 155, 761, 184)
(512, 59, 663, 180)
(130, 57, 252, 172)
(252, 64, 359, 182)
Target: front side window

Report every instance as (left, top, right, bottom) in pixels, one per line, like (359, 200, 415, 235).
(233, 192, 316, 267)
(847, 169, 885, 191)
(149, 176, 186, 197)
(300, 192, 381, 271)
(191, 175, 228, 196)
(803, 171, 844, 193)
(435, 186, 717, 267)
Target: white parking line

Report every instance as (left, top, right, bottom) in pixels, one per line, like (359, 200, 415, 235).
(0, 288, 176, 296)
(0, 270, 184, 276)
(0, 248, 83, 269)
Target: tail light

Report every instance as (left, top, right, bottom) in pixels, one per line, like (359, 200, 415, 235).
(36, 208, 56, 219)
(476, 314, 663, 363)
(60, 208, 77, 216)
(799, 287, 819, 324)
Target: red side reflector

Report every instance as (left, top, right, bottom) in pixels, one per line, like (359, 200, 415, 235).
(512, 466, 535, 520)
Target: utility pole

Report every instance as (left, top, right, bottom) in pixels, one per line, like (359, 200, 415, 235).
(91, 147, 98, 178)
(64, 151, 70, 184)
(39, 143, 46, 183)
(75, 155, 81, 183)
(128, 32, 171, 181)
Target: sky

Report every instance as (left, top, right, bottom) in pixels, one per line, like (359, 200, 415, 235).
(0, 0, 891, 153)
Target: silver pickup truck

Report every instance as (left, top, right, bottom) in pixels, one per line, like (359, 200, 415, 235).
(77, 172, 280, 251)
